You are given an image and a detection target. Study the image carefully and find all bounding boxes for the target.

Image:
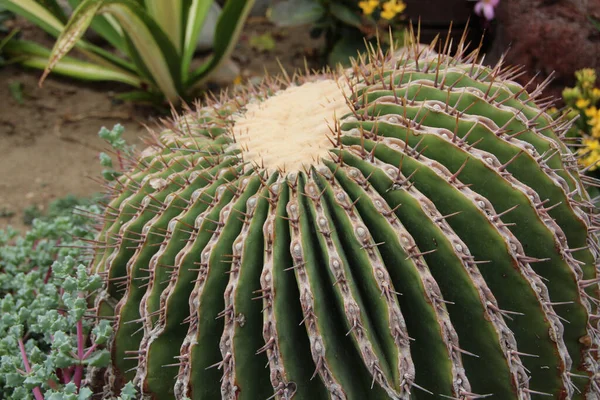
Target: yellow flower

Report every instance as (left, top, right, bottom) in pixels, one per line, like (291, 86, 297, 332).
(579, 138, 600, 170)
(581, 154, 600, 170)
(592, 87, 600, 101)
(233, 75, 242, 85)
(584, 105, 600, 138)
(359, 0, 379, 15)
(576, 98, 590, 109)
(380, 0, 406, 20)
(576, 68, 596, 91)
(587, 107, 600, 129)
(584, 138, 600, 151)
(585, 106, 598, 119)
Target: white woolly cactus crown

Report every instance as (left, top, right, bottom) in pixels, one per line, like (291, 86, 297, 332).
(87, 29, 600, 400)
(232, 79, 350, 172)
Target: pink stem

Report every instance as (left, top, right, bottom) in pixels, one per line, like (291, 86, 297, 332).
(72, 320, 85, 390)
(18, 339, 44, 400)
(72, 362, 83, 388)
(77, 320, 84, 360)
(82, 343, 97, 360)
(46, 378, 59, 391)
(62, 367, 72, 384)
(43, 263, 53, 285)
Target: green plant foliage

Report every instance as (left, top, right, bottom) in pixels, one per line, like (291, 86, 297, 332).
(249, 32, 276, 52)
(268, 0, 407, 66)
(98, 124, 136, 181)
(0, 5, 17, 66)
(7, 80, 23, 103)
(86, 36, 600, 398)
(547, 68, 600, 202)
(0, 0, 255, 105)
(0, 205, 111, 399)
(0, 3, 11, 31)
(0, 128, 141, 399)
(590, 16, 600, 32)
(23, 193, 105, 226)
(558, 70, 600, 174)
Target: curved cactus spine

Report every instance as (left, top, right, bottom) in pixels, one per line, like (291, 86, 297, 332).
(325, 161, 530, 398)
(339, 139, 573, 396)
(258, 178, 330, 400)
(218, 178, 274, 399)
(319, 169, 470, 397)
(87, 31, 600, 399)
(345, 65, 600, 394)
(306, 170, 418, 397)
(285, 178, 349, 399)
(137, 173, 251, 398)
(169, 174, 261, 399)
(100, 159, 240, 391)
(301, 173, 415, 397)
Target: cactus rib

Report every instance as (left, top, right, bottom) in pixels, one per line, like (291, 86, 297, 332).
(86, 32, 600, 399)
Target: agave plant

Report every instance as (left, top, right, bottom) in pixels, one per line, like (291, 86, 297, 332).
(0, 0, 254, 104)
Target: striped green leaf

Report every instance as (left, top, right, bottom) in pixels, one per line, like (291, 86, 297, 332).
(37, 0, 69, 22)
(0, 0, 64, 35)
(181, 0, 212, 80)
(39, 0, 104, 84)
(144, 0, 183, 53)
(4, 39, 143, 86)
(42, 0, 180, 101)
(188, 0, 254, 88)
(67, 0, 127, 52)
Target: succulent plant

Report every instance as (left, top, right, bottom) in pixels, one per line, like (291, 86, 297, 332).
(87, 33, 600, 399)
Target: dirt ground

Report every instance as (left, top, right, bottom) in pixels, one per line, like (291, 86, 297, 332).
(0, 18, 323, 232)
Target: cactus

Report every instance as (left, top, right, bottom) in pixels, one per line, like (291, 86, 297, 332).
(87, 32, 600, 399)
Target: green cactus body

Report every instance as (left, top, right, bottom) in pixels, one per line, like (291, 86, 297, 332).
(88, 38, 600, 399)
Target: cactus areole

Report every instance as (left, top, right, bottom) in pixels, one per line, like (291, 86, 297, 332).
(89, 36, 600, 399)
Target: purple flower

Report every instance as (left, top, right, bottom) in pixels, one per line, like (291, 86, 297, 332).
(474, 0, 499, 21)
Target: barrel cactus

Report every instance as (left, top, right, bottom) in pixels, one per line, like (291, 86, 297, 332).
(87, 35, 600, 399)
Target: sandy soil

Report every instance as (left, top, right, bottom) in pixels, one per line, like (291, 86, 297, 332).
(0, 18, 323, 232)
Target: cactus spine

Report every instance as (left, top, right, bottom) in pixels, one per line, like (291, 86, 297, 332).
(88, 33, 600, 399)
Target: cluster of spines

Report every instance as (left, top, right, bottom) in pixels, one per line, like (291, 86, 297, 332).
(339, 33, 600, 395)
(82, 29, 600, 400)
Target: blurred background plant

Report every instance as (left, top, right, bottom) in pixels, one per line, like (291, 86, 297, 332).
(268, 0, 408, 66)
(552, 69, 600, 176)
(0, 0, 254, 106)
(0, 4, 16, 66)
